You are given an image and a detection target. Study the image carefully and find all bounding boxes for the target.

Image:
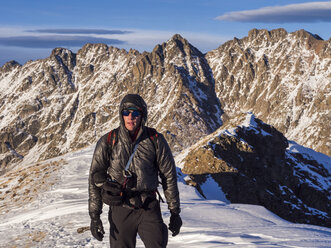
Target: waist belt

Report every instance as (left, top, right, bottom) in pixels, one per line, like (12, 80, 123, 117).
(126, 190, 156, 199)
(125, 190, 157, 209)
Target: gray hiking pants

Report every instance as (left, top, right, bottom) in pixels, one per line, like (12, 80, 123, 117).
(109, 199, 168, 248)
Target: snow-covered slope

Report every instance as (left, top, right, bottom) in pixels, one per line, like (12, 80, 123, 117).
(181, 112, 331, 227)
(0, 147, 330, 247)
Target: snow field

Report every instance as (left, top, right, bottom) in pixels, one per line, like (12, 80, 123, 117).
(0, 145, 330, 247)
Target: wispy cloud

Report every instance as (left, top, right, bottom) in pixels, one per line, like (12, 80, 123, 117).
(28, 28, 133, 35)
(216, 1, 331, 23)
(0, 26, 229, 65)
(0, 35, 126, 48)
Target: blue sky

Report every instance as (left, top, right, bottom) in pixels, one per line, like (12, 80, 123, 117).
(0, 0, 330, 66)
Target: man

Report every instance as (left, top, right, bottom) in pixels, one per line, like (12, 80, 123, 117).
(88, 94, 182, 247)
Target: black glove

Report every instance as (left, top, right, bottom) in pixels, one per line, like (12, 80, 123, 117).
(168, 212, 182, 237)
(90, 218, 105, 241)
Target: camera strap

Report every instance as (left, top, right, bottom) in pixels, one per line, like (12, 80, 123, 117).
(122, 128, 158, 189)
(122, 139, 141, 189)
(123, 140, 140, 176)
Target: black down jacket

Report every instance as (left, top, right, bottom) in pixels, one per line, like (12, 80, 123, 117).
(88, 94, 180, 218)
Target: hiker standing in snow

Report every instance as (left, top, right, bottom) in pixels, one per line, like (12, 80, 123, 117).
(88, 94, 182, 247)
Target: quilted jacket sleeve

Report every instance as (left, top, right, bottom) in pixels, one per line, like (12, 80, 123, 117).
(88, 134, 109, 218)
(156, 133, 180, 214)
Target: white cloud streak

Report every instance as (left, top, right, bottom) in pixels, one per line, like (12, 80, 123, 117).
(27, 28, 133, 35)
(0, 26, 229, 65)
(0, 35, 125, 48)
(216, 1, 331, 23)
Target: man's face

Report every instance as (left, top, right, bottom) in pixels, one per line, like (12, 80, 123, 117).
(122, 109, 142, 133)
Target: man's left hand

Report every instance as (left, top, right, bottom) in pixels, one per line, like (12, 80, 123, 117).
(169, 212, 182, 236)
(90, 218, 105, 241)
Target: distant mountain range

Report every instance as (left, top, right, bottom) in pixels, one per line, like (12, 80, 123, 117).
(0, 28, 330, 226)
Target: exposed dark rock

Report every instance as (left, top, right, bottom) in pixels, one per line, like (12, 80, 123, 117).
(183, 113, 331, 227)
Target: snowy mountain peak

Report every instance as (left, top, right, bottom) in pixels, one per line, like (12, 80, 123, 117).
(49, 47, 76, 69)
(247, 28, 288, 41)
(293, 29, 324, 41)
(0, 60, 21, 75)
(206, 28, 331, 156)
(164, 33, 204, 58)
(0, 32, 223, 172)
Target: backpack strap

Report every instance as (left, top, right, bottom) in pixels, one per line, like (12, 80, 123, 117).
(146, 127, 158, 151)
(107, 128, 119, 160)
(107, 130, 113, 144)
(107, 128, 119, 146)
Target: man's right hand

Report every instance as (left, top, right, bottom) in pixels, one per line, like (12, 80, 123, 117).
(90, 218, 105, 241)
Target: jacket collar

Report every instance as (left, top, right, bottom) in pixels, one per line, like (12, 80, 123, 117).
(119, 124, 144, 144)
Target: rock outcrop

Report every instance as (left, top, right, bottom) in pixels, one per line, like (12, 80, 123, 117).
(182, 113, 331, 227)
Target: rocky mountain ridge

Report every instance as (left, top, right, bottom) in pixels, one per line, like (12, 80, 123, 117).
(181, 113, 331, 227)
(0, 28, 330, 174)
(0, 34, 222, 173)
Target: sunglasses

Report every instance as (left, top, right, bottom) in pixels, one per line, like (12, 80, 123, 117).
(122, 109, 141, 118)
